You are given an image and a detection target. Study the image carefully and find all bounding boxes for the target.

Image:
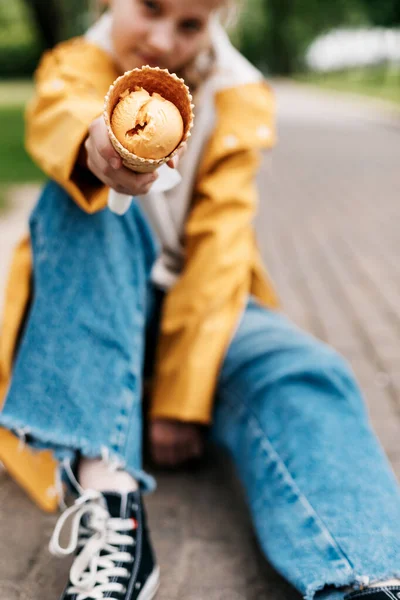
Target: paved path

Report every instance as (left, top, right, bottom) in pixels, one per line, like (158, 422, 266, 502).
(0, 83, 399, 599)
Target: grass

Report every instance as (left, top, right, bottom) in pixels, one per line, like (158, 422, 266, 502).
(0, 105, 43, 182)
(0, 79, 34, 106)
(296, 66, 400, 106)
(0, 79, 43, 209)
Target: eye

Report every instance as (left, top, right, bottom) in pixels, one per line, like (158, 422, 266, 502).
(180, 18, 203, 33)
(141, 0, 161, 15)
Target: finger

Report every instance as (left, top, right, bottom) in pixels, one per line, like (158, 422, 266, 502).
(138, 182, 155, 196)
(183, 440, 201, 463)
(85, 136, 99, 175)
(89, 118, 121, 168)
(86, 149, 109, 185)
(116, 169, 158, 195)
(166, 155, 178, 169)
(155, 449, 174, 467)
(193, 438, 204, 458)
(179, 435, 203, 462)
(176, 142, 187, 158)
(151, 443, 174, 467)
(175, 440, 196, 465)
(150, 441, 164, 465)
(88, 153, 131, 194)
(167, 141, 187, 169)
(87, 140, 119, 182)
(113, 163, 158, 187)
(166, 447, 179, 467)
(178, 443, 192, 465)
(90, 145, 158, 194)
(89, 117, 121, 167)
(151, 445, 163, 466)
(160, 444, 182, 467)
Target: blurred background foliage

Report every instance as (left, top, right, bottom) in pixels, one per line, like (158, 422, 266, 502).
(237, 0, 399, 73)
(0, 0, 399, 77)
(0, 0, 398, 206)
(238, 0, 366, 73)
(0, 1, 40, 78)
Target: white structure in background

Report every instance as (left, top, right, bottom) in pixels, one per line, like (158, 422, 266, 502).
(306, 28, 400, 71)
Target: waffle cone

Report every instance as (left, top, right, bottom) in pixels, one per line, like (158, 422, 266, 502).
(104, 66, 194, 173)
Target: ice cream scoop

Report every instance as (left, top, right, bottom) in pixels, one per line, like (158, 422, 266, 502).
(104, 66, 193, 173)
(111, 87, 184, 160)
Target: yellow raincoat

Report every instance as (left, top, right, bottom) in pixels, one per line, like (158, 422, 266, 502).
(0, 38, 279, 512)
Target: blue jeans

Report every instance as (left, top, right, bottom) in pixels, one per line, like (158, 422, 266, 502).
(2, 182, 400, 599)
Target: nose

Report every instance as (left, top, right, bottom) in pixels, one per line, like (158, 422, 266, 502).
(147, 21, 174, 55)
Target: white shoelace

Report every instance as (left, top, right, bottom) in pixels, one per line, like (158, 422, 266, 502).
(49, 490, 136, 600)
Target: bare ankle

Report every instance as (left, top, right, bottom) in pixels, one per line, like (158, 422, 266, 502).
(78, 457, 139, 492)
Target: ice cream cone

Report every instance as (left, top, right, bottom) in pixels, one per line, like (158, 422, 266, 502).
(104, 66, 194, 173)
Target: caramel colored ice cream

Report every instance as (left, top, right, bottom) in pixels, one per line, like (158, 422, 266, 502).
(111, 87, 184, 160)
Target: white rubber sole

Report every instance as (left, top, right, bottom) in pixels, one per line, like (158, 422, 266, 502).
(137, 566, 160, 600)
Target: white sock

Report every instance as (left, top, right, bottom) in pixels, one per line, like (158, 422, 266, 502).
(78, 458, 138, 493)
(368, 579, 400, 588)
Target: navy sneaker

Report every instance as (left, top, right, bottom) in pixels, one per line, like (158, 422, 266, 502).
(50, 489, 159, 599)
(345, 586, 400, 600)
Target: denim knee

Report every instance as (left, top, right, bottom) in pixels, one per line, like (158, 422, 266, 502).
(289, 339, 367, 418)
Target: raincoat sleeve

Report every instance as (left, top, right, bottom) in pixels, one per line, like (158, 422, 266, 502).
(25, 39, 118, 214)
(150, 82, 277, 424)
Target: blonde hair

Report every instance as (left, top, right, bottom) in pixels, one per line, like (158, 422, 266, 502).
(89, 0, 242, 27)
(219, 0, 243, 30)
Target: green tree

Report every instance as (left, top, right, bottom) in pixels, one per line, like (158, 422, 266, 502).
(0, 0, 42, 77)
(23, 0, 61, 49)
(23, 0, 91, 48)
(238, 0, 369, 74)
(362, 0, 400, 26)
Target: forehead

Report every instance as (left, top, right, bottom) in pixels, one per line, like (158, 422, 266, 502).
(159, 0, 225, 18)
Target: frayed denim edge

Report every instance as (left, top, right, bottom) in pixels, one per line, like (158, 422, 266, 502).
(304, 574, 368, 600)
(0, 417, 156, 509)
(305, 573, 400, 600)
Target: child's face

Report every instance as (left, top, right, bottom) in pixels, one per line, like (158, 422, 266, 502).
(108, 0, 223, 74)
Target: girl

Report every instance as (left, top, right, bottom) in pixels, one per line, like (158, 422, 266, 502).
(1, 1, 400, 599)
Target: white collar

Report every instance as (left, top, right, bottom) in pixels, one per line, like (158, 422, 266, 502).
(84, 12, 115, 57)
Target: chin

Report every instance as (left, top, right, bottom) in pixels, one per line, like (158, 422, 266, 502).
(114, 56, 142, 74)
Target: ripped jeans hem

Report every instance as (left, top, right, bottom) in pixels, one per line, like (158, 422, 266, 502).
(0, 417, 156, 507)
